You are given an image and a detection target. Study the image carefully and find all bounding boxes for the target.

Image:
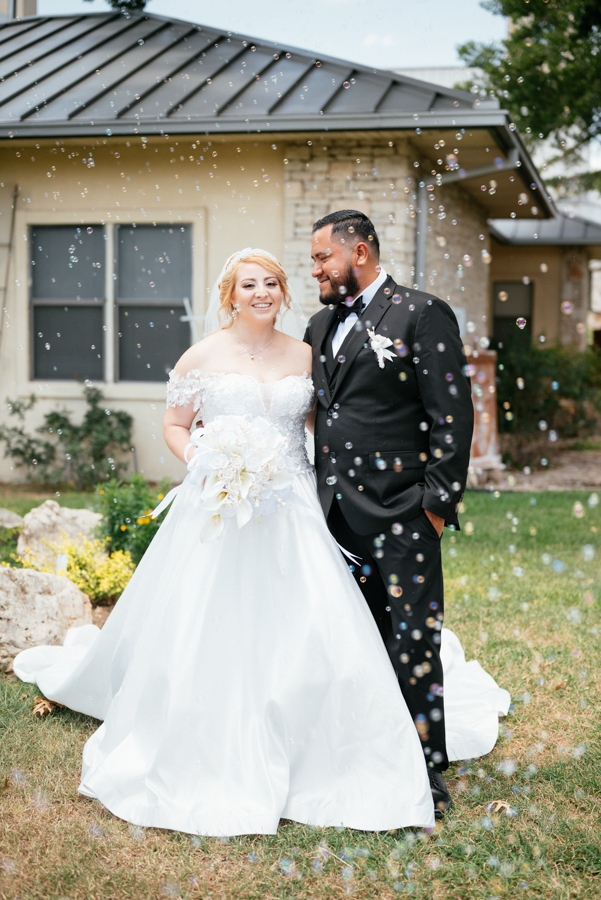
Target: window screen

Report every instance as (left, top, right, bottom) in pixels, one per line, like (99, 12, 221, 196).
(493, 281, 533, 345)
(33, 306, 104, 381)
(118, 307, 190, 382)
(116, 224, 192, 381)
(31, 226, 105, 380)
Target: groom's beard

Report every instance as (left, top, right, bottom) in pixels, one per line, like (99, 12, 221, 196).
(318, 262, 360, 307)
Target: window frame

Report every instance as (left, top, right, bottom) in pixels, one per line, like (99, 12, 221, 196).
(24, 218, 202, 390)
(113, 223, 193, 384)
(28, 224, 108, 382)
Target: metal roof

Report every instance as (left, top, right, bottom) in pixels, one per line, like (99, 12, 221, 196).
(490, 215, 601, 246)
(0, 10, 497, 138)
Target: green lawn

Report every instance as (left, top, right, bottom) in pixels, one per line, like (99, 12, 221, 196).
(0, 486, 95, 519)
(1, 489, 599, 900)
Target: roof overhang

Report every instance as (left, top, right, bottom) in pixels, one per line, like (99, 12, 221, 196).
(490, 215, 601, 257)
(0, 12, 554, 220)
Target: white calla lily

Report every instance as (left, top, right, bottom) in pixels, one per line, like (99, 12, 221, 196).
(183, 414, 298, 543)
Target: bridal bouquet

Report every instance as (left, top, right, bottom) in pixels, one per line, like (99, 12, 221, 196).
(186, 415, 297, 542)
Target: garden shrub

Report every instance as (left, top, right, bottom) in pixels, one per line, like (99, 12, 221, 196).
(95, 473, 171, 564)
(18, 535, 134, 606)
(0, 526, 20, 568)
(495, 338, 601, 466)
(0, 385, 133, 490)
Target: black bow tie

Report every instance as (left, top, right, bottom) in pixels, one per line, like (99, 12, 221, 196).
(335, 295, 364, 323)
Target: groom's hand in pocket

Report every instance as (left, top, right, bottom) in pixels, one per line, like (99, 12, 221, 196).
(425, 509, 444, 538)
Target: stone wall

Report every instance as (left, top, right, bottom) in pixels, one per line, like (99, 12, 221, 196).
(281, 136, 416, 316)
(559, 249, 589, 350)
(424, 180, 491, 340)
(281, 134, 492, 339)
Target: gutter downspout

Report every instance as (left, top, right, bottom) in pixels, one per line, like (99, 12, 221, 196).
(415, 149, 519, 291)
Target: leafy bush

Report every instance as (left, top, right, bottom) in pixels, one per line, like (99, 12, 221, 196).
(95, 474, 171, 565)
(0, 527, 20, 568)
(0, 386, 133, 490)
(495, 338, 601, 465)
(18, 535, 134, 606)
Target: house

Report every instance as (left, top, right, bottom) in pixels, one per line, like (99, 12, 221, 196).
(489, 215, 601, 348)
(0, 8, 570, 481)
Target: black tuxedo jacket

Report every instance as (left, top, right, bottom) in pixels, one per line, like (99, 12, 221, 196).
(304, 277, 474, 535)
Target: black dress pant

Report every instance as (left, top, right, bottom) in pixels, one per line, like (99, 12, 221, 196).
(327, 499, 449, 771)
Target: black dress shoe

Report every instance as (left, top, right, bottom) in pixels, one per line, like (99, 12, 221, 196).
(428, 767, 452, 819)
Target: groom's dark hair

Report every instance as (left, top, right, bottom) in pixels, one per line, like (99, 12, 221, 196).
(312, 209, 380, 258)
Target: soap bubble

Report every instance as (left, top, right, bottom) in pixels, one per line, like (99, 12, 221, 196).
(498, 290, 508, 302)
(540, 263, 548, 273)
(561, 301, 573, 315)
(516, 317, 527, 329)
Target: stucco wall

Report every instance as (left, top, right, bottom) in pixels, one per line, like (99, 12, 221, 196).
(0, 134, 286, 483)
(489, 243, 564, 344)
(0, 131, 494, 483)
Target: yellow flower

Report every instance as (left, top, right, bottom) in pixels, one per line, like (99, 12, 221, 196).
(17, 535, 134, 604)
(120, 525, 128, 531)
(157, 494, 164, 500)
(99, 490, 104, 495)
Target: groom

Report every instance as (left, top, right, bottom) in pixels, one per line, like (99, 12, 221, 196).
(304, 210, 474, 817)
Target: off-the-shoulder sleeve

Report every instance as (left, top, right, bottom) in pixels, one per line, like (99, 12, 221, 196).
(165, 370, 203, 412)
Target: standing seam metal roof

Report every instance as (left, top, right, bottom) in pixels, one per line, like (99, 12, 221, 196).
(0, 10, 492, 138)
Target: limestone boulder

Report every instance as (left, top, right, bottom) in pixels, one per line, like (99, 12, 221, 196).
(0, 568, 92, 672)
(0, 508, 23, 529)
(17, 500, 102, 566)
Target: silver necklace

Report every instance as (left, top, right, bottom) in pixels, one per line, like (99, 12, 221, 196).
(233, 328, 275, 360)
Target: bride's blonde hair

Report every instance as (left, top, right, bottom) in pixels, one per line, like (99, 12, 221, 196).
(217, 252, 292, 329)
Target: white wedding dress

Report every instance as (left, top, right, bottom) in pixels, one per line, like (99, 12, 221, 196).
(14, 371, 510, 836)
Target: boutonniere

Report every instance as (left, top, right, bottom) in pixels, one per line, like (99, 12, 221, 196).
(367, 329, 395, 369)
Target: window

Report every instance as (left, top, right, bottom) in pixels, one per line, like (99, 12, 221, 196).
(31, 226, 105, 380)
(492, 281, 533, 346)
(116, 224, 192, 382)
(29, 223, 193, 383)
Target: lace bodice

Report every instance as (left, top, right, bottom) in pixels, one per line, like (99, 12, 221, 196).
(167, 370, 314, 473)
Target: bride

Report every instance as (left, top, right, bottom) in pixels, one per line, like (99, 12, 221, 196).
(14, 248, 509, 836)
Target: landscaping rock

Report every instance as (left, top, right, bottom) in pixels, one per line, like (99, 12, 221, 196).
(0, 568, 92, 672)
(0, 508, 23, 529)
(16, 500, 102, 566)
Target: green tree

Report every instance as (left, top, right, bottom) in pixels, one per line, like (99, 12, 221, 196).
(84, 0, 147, 12)
(459, 1, 601, 192)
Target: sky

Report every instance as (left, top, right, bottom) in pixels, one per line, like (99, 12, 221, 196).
(38, 0, 507, 70)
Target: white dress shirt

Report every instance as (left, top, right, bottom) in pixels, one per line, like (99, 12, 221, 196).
(331, 267, 388, 358)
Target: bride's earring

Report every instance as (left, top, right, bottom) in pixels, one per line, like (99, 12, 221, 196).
(231, 304, 238, 320)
